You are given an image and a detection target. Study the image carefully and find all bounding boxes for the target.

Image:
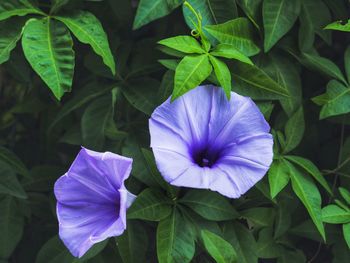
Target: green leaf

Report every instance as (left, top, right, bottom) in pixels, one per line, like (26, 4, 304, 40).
(324, 19, 350, 32)
(158, 59, 179, 71)
(51, 0, 70, 14)
(322, 205, 350, 224)
(283, 107, 304, 153)
(229, 61, 289, 99)
(0, 146, 28, 177)
(256, 228, 281, 259)
(0, 0, 43, 21)
(201, 230, 237, 263)
(343, 223, 350, 249)
(301, 53, 346, 84)
(209, 55, 231, 98)
(133, 0, 182, 29)
(0, 196, 24, 259)
(339, 187, 350, 205)
(158, 36, 204, 54)
(263, 0, 300, 52)
(285, 155, 332, 195)
(0, 17, 26, 64)
(173, 54, 212, 100)
(0, 162, 27, 199)
(205, 18, 260, 56)
(241, 207, 276, 228)
(344, 46, 350, 82)
(268, 158, 290, 198)
(81, 90, 116, 151)
(236, 0, 262, 29)
(210, 44, 253, 65)
(116, 221, 148, 263)
(312, 80, 350, 119)
(180, 189, 238, 221)
(22, 18, 75, 100)
(127, 188, 172, 221)
(158, 70, 174, 102)
(55, 11, 115, 75)
(157, 209, 195, 263)
(288, 161, 326, 241)
(222, 222, 258, 263)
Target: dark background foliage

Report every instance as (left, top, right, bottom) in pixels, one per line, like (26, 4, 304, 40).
(0, 0, 350, 262)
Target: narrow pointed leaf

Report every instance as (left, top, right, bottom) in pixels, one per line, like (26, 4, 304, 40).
(322, 205, 350, 224)
(283, 107, 304, 153)
(324, 19, 350, 32)
(158, 36, 204, 54)
(268, 158, 290, 198)
(209, 55, 231, 99)
(210, 44, 253, 65)
(0, 0, 43, 21)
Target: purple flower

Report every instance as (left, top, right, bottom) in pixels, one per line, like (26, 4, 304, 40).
(54, 148, 135, 258)
(149, 85, 273, 198)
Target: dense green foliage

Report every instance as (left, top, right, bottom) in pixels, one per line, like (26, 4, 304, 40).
(0, 0, 350, 262)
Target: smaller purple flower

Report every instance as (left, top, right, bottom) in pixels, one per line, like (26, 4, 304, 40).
(54, 148, 135, 258)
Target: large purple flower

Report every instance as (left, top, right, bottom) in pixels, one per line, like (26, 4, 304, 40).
(149, 85, 273, 198)
(54, 148, 135, 258)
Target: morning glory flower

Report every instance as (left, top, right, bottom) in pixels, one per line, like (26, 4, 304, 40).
(149, 85, 273, 198)
(54, 148, 135, 258)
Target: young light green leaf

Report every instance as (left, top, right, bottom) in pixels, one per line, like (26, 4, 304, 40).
(0, 17, 26, 64)
(339, 187, 350, 205)
(268, 158, 290, 199)
(312, 80, 350, 119)
(173, 54, 212, 100)
(205, 18, 260, 56)
(210, 44, 253, 65)
(0, 162, 27, 199)
(22, 18, 74, 100)
(263, 0, 300, 52)
(201, 230, 237, 263)
(127, 188, 172, 221)
(322, 205, 350, 224)
(343, 223, 350, 249)
(158, 36, 204, 54)
(157, 209, 195, 263)
(0, 0, 43, 21)
(285, 155, 332, 195)
(0, 146, 28, 177)
(55, 11, 115, 75)
(209, 55, 231, 99)
(324, 19, 350, 32)
(180, 189, 238, 221)
(288, 161, 326, 241)
(133, 0, 182, 29)
(283, 107, 304, 153)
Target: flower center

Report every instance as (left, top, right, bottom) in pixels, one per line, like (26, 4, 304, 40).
(193, 148, 220, 168)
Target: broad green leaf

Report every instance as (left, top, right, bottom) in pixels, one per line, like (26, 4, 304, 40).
(133, 0, 182, 29)
(183, 0, 238, 28)
(343, 223, 350, 249)
(0, 0, 43, 21)
(241, 207, 276, 228)
(127, 188, 172, 221)
(325, 19, 350, 32)
(229, 61, 289, 99)
(158, 36, 204, 54)
(180, 189, 238, 221)
(222, 222, 258, 263)
(209, 55, 231, 99)
(285, 155, 332, 195)
(210, 44, 253, 65)
(288, 161, 326, 241)
(257, 101, 274, 120)
(158, 59, 179, 71)
(283, 107, 304, 153)
(322, 205, 350, 224)
(236, 0, 262, 29)
(205, 18, 260, 56)
(55, 11, 115, 75)
(0, 196, 24, 259)
(345, 46, 350, 82)
(173, 54, 212, 100)
(0, 17, 26, 64)
(157, 209, 195, 263)
(201, 230, 237, 263)
(0, 146, 28, 177)
(48, 84, 112, 133)
(274, 200, 292, 238)
(116, 221, 148, 263)
(158, 70, 174, 102)
(312, 80, 350, 119)
(263, 0, 300, 52)
(256, 228, 281, 259)
(0, 162, 27, 199)
(36, 235, 107, 263)
(268, 159, 290, 198)
(22, 18, 75, 100)
(301, 53, 346, 84)
(81, 90, 116, 151)
(339, 187, 350, 205)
